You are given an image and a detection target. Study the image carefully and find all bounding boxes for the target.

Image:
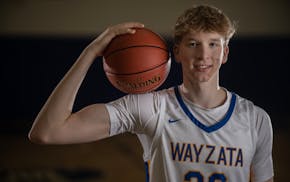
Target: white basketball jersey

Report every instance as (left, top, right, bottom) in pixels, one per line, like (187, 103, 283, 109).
(106, 86, 273, 182)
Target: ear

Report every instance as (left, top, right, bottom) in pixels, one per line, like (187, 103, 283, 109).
(222, 45, 229, 64)
(173, 44, 181, 63)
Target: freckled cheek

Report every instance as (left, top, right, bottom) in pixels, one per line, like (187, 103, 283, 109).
(181, 59, 194, 70)
(179, 51, 195, 64)
(214, 48, 224, 57)
(212, 51, 224, 62)
(180, 58, 194, 70)
(189, 64, 194, 70)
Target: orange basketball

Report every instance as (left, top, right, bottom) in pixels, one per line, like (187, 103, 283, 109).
(103, 28, 171, 94)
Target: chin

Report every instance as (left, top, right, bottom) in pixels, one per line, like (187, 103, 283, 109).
(199, 78, 210, 82)
(195, 75, 211, 82)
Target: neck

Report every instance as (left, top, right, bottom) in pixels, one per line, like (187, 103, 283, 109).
(180, 80, 227, 109)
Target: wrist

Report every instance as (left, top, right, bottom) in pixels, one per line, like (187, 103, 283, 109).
(83, 46, 101, 59)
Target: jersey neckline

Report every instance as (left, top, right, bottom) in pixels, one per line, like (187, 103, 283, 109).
(174, 86, 237, 133)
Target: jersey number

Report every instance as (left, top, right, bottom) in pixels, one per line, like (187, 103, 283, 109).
(184, 171, 226, 182)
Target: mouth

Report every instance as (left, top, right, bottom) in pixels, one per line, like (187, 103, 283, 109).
(194, 64, 212, 72)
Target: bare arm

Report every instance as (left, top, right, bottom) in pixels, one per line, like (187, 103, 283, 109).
(28, 22, 144, 144)
(251, 169, 274, 182)
(265, 178, 274, 182)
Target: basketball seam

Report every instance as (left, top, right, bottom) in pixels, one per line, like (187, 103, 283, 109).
(105, 58, 170, 76)
(104, 45, 168, 59)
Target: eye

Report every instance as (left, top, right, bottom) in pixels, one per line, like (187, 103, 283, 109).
(188, 41, 198, 48)
(209, 42, 220, 48)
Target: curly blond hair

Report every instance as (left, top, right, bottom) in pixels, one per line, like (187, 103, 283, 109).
(174, 5, 236, 45)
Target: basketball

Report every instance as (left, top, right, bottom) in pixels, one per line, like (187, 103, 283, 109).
(103, 28, 171, 94)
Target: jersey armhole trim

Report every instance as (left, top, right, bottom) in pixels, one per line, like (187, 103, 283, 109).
(145, 160, 150, 182)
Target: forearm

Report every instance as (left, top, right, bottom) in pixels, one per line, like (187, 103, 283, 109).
(265, 178, 274, 182)
(29, 48, 97, 142)
(28, 22, 145, 144)
(47, 49, 96, 115)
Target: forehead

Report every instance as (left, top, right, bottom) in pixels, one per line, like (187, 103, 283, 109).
(182, 30, 225, 42)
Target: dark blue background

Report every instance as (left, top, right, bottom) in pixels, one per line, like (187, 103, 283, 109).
(1, 36, 289, 132)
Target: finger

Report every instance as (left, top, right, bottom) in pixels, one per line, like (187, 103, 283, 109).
(114, 22, 145, 35)
(123, 22, 145, 29)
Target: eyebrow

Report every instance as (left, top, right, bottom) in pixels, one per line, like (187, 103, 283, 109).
(186, 38, 222, 42)
(209, 38, 222, 42)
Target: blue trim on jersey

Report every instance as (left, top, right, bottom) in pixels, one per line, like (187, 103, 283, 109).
(174, 86, 236, 133)
(145, 161, 149, 182)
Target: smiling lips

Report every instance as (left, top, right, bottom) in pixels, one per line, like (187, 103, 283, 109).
(194, 64, 212, 72)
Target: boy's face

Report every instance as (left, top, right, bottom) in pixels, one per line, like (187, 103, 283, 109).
(174, 30, 229, 83)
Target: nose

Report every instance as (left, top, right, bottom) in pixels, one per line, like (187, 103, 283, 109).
(196, 45, 209, 60)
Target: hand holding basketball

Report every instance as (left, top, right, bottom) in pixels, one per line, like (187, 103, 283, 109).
(85, 22, 145, 58)
(84, 22, 170, 94)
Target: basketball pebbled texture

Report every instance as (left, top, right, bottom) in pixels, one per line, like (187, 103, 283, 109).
(103, 28, 171, 94)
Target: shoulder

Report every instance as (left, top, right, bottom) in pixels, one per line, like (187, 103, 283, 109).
(233, 93, 272, 130)
(106, 87, 175, 113)
(234, 93, 269, 117)
(125, 87, 175, 103)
